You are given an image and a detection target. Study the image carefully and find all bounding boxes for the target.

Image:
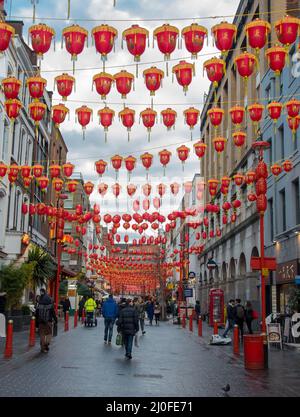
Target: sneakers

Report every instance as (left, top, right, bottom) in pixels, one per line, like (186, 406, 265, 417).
(104, 340, 107, 344)
(125, 353, 132, 359)
(108, 341, 111, 345)
(142, 331, 146, 335)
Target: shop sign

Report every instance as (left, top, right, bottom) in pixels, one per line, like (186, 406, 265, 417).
(276, 260, 299, 284)
(267, 323, 282, 348)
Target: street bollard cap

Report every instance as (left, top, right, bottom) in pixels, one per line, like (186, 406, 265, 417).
(8, 319, 13, 324)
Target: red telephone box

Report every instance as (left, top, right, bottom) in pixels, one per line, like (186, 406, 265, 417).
(209, 288, 224, 327)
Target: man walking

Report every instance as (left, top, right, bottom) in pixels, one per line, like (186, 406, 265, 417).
(134, 297, 146, 335)
(233, 298, 245, 340)
(102, 294, 119, 344)
(35, 288, 57, 353)
(222, 299, 235, 338)
(117, 299, 139, 359)
(195, 300, 201, 323)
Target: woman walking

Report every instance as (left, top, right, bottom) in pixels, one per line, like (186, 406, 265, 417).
(154, 302, 161, 326)
(146, 300, 154, 326)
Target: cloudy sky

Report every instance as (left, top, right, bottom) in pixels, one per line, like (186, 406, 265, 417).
(9, 0, 240, 232)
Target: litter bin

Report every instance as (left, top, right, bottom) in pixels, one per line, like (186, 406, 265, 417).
(243, 334, 265, 370)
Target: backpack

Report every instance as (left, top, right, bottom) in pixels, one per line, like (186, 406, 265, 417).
(38, 304, 52, 324)
(236, 305, 245, 319)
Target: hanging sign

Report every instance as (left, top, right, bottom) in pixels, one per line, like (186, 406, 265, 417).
(267, 322, 282, 349)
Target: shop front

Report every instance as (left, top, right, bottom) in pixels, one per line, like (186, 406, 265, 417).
(275, 259, 300, 314)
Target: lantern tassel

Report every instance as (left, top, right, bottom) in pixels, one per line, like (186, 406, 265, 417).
(67, 0, 71, 19)
(136, 63, 138, 78)
(105, 131, 107, 143)
(32, 3, 36, 24)
(148, 131, 150, 143)
(72, 60, 75, 75)
(190, 130, 193, 141)
(163, 166, 166, 177)
(166, 61, 169, 77)
(128, 131, 130, 142)
(82, 129, 85, 141)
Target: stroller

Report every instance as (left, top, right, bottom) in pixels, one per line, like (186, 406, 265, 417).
(84, 311, 97, 327)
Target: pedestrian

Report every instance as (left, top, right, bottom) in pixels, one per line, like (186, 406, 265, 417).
(134, 297, 146, 335)
(233, 298, 245, 340)
(35, 288, 57, 353)
(245, 301, 254, 334)
(146, 300, 154, 325)
(102, 294, 119, 344)
(61, 296, 71, 320)
(78, 296, 86, 320)
(195, 300, 201, 323)
(117, 299, 139, 359)
(0, 291, 7, 315)
(84, 294, 97, 323)
(222, 299, 235, 338)
(154, 302, 161, 325)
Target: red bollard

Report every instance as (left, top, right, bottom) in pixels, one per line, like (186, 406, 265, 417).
(198, 317, 202, 337)
(213, 320, 218, 335)
(189, 315, 193, 332)
(74, 310, 78, 328)
(4, 320, 13, 359)
(81, 309, 85, 324)
(64, 311, 69, 332)
(182, 315, 186, 328)
(29, 316, 36, 347)
(233, 324, 240, 355)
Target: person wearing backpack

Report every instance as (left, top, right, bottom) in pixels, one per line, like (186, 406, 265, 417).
(35, 288, 57, 353)
(233, 298, 245, 339)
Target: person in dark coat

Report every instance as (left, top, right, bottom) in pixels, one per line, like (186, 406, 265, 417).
(35, 288, 57, 353)
(245, 301, 254, 334)
(0, 292, 7, 315)
(222, 299, 235, 338)
(78, 296, 86, 320)
(62, 297, 71, 319)
(233, 298, 245, 339)
(117, 299, 139, 359)
(195, 300, 201, 322)
(146, 300, 154, 325)
(102, 294, 119, 344)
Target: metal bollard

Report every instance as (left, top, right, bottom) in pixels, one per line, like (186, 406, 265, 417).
(198, 317, 202, 337)
(4, 320, 13, 359)
(64, 311, 69, 332)
(213, 320, 218, 335)
(182, 315, 186, 328)
(189, 315, 193, 332)
(233, 324, 240, 355)
(29, 316, 36, 347)
(74, 310, 78, 328)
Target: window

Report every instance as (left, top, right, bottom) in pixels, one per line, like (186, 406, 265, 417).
(293, 178, 300, 225)
(13, 189, 21, 230)
(266, 84, 271, 103)
(278, 125, 284, 160)
(266, 138, 272, 165)
(2, 120, 9, 161)
(6, 184, 12, 229)
(268, 198, 274, 242)
(279, 189, 286, 232)
(25, 137, 32, 165)
(18, 129, 26, 164)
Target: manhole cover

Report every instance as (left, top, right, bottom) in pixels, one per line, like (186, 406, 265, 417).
(134, 374, 163, 379)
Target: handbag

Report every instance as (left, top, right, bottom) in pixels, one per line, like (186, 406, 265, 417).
(116, 333, 122, 346)
(252, 310, 259, 320)
(52, 321, 58, 337)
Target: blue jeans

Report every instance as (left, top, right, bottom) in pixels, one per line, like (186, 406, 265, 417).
(104, 318, 115, 342)
(123, 334, 134, 356)
(223, 319, 234, 338)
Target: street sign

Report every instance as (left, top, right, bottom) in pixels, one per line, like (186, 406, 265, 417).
(207, 259, 217, 270)
(250, 256, 276, 271)
(184, 288, 193, 297)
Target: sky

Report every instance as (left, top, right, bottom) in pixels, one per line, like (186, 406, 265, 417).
(7, 0, 240, 236)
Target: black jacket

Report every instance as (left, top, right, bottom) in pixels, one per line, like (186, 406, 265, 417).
(226, 304, 235, 320)
(117, 305, 139, 335)
(36, 294, 57, 325)
(233, 304, 245, 322)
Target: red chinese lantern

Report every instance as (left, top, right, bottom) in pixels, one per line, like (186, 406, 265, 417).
(245, 19, 271, 53)
(32, 164, 43, 178)
(29, 101, 46, 135)
(221, 176, 231, 188)
(157, 183, 166, 198)
(21, 203, 28, 215)
(124, 156, 136, 180)
(172, 60, 195, 94)
(158, 149, 172, 175)
(0, 163, 8, 178)
(98, 106, 115, 142)
(122, 24, 149, 74)
(26, 76, 47, 101)
(0, 22, 15, 53)
(98, 183, 108, 198)
(49, 164, 61, 178)
(119, 107, 135, 141)
(161, 108, 177, 130)
(9, 164, 19, 178)
(62, 162, 74, 178)
(62, 25, 88, 73)
(211, 22, 237, 56)
(140, 108, 157, 142)
(245, 171, 256, 185)
(127, 184, 137, 197)
(103, 214, 112, 225)
(233, 132, 246, 147)
(208, 107, 224, 130)
(153, 24, 179, 75)
(271, 164, 282, 177)
(84, 181, 94, 196)
(140, 153, 153, 178)
(288, 115, 300, 140)
(54, 73, 75, 101)
(282, 160, 293, 172)
(248, 103, 264, 125)
(76, 106, 92, 140)
(170, 183, 180, 196)
(181, 23, 208, 59)
(203, 57, 226, 90)
(111, 155, 123, 180)
(267, 101, 283, 124)
(5, 99, 22, 122)
(193, 141, 207, 159)
(2, 77, 21, 100)
(143, 67, 164, 96)
(266, 45, 287, 75)
(38, 176, 49, 192)
(286, 98, 300, 118)
(93, 72, 114, 100)
(229, 105, 245, 126)
(52, 104, 69, 128)
(256, 194, 267, 214)
(53, 178, 64, 193)
(67, 180, 78, 193)
(184, 107, 200, 139)
(256, 161, 268, 179)
(95, 159, 107, 177)
(275, 15, 300, 48)
(222, 201, 231, 211)
(234, 52, 257, 93)
(213, 137, 227, 153)
(28, 24, 55, 62)
(112, 183, 121, 198)
(232, 199, 241, 209)
(248, 193, 257, 202)
(233, 174, 244, 186)
(208, 179, 219, 196)
(114, 70, 134, 99)
(92, 24, 118, 65)
(23, 176, 33, 188)
(176, 145, 190, 170)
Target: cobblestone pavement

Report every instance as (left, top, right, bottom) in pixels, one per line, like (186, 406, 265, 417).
(0, 318, 299, 397)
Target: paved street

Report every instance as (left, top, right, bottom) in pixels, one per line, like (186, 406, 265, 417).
(0, 319, 299, 397)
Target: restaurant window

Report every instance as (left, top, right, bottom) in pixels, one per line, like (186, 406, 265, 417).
(293, 178, 300, 225)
